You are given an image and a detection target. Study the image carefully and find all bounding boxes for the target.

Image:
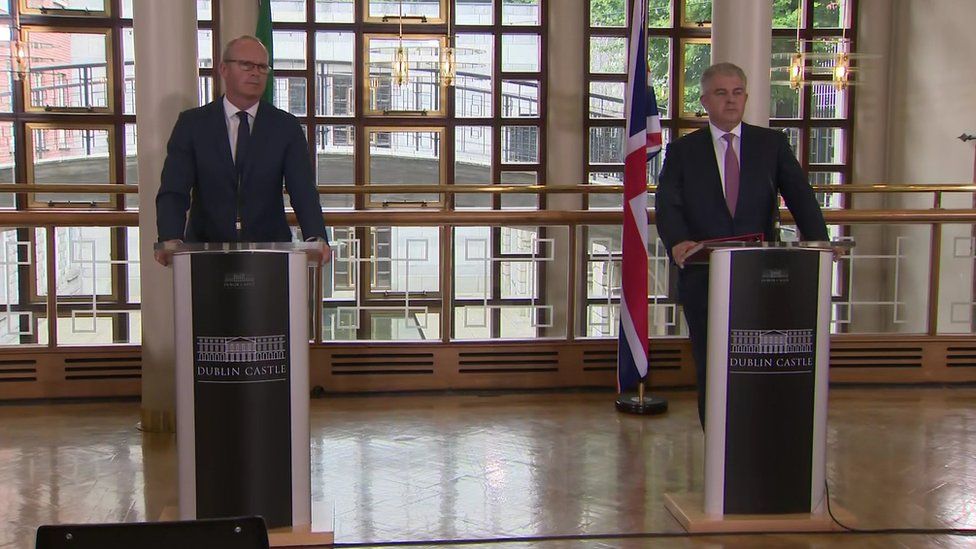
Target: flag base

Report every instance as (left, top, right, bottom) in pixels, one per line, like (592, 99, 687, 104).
(615, 393, 668, 415)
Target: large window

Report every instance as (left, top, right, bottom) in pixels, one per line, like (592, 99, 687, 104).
(296, 0, 547, 341)
(583, 0, 856, 338)
(0, 0, 215, 346)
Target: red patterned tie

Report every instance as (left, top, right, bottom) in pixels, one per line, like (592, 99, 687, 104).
(723, 133, 739, 216)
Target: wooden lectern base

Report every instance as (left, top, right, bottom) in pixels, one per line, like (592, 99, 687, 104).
(159, 506, 334, 547)
(664, 493, 855, 534)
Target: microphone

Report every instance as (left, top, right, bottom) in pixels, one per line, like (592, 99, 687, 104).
(768, 174, 780, 244)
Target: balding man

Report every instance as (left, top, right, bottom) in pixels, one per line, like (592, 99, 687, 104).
(655, 62, 829, 427)
(155, 35, 330, 265)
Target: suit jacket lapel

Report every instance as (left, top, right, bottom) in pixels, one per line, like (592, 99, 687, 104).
(736, 123, 763, 221)
(243, 101, 273, 183)
(693, 128, 730, 221)
(210, 99, 236, 186)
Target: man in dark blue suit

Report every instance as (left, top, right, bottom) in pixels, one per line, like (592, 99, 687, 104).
(655, 62, 829, 426)
(155, 35, 330, 265)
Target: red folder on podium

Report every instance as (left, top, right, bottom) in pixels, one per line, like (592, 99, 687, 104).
(685, 233, 764, 264)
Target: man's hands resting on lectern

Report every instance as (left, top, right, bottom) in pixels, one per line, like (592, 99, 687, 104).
(154, 239, 182, 267)
(671, 240, 699, 269)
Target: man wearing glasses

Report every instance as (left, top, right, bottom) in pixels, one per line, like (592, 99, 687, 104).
(155, 35, 331, 265)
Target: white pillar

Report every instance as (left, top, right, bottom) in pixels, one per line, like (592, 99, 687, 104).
(219, 0, 259, 55)
(133, 0, 199, 432)
(544, 0, 585, 339)
(711, 0, 773, 127)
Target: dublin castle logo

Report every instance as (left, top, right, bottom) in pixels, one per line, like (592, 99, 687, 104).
(223, 272, 255, 289)
(729, 329, 813, 355)
(196, 335, 286, 363)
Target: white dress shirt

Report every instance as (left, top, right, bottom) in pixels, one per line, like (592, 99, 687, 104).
(223, 96, 259, 163)
(708, 121, 742, 198)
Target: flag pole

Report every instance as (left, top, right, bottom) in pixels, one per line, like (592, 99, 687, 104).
(615, 0, 667, 416)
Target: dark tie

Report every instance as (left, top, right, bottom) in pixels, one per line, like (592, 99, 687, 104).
(722, 133, 739, 216)
(235, 110, 250, 178)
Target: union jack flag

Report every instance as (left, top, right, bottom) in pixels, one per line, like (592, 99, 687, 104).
(618, 0, 663, 392)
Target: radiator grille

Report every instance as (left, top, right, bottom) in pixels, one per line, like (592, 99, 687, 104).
(829, 346, 923, 369)
(331, 352, 435, 376)
(457, 350, 558, 374)
(0, 359, 37, 383)
(64, 356, 141, 380)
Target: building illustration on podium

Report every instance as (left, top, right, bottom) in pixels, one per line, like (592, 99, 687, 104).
(728, 329, 814, 355)
(195, 335, 287, 363)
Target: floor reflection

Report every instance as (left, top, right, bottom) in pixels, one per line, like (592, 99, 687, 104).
(1, 387, 975, 548)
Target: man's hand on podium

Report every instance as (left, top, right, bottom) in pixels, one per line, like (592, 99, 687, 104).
(305, 237, 333, 265)
(154, 239, 182, 267)
(672, 240, 699, 269)
(831, 246, 847, 262)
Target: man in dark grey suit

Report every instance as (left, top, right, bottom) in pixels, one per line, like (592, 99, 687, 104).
(655, 62, 829, 426)
(155, 35, 330, 265)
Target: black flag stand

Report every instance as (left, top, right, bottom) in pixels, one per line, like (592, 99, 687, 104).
(616, 379, 668, 415)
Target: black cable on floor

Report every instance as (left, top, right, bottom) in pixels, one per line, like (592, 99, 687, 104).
(824, 480, 976, 535)
(331, 481, 976, 548)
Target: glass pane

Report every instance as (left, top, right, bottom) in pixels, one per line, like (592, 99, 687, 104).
(811, 82, 847, 119)
(369, 0, 442, 20)
(273, 31, 307, 69)
(502, 34, 540, 72)
(589, 37, 625, 74)
(126, 227, 140, 302)
(457, 0, 492, 25)
(455, 125, 492, 210)
(455, 33, 493, 118)
(0, 122, 13, 208)
(588, 171, 623, 210)
(0, 1, 8, 15)
(681, 40, 710, 117)
(502, 126, 538, 164)
(503, 0, 539, 25)
(809, 127, 845, 165)
(315, 31, 355, 117)
(272, 0, 306, 22)
(366, 37, 441, 112)
(119, 29, 137, 116)
(455, 125, 492, 183)
(501, 79, 538, 118)
(26, 31, 109, 110)
(648, 36, 670, 118)
(198, 0, 212, 20)
(316, 125, 354, 209)
(0, 27, 13, 113)
(589, 82, 624, 119)
(648, 0, 671, 27)
(589, 126, 624, 164)
(500, 171, 537, 210)
(590, 0, 624, 27)
(199, 75, 214, 106)
(771, 38, 801, 118)
(773, 0, 800, 28)
(315, 0, 354, 22)
(31, 127, 111, 204)
(26, 0, 104, 11)
(780, 126, 801, 159)
(454, 232, 490, 294)
(124, 124, 138, 210)
(0, 229, 41, 346)
(372, 226, 439, 292)
(273, 76, 307, 116)
(198, 29, 214, 69)
(52, 227, 112, 297)
(369, 130, 441, 204)
(683, 0, 711, 26)
(814, 0, 848, 28)
(809, 171, 844, 209)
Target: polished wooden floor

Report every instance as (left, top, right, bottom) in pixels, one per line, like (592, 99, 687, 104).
(2, 388, 975, 548)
